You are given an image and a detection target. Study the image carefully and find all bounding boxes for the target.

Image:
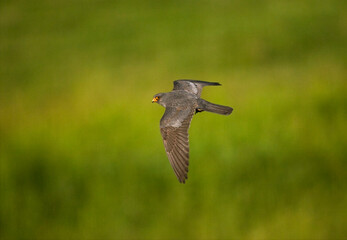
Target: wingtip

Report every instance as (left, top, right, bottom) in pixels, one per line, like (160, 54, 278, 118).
(175, 79, 222, 86)
(208, 81, 221, 86)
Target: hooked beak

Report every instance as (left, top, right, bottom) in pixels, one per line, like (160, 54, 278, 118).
(152, 97, 158, 103)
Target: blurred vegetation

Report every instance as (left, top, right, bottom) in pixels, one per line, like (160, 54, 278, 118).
(0, 0, 346, 239)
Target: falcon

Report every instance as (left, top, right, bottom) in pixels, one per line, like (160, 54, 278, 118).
(152, 80, 233, 183)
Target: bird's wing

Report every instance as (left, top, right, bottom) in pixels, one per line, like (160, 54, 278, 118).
(173, 79, 221, 97)
(160, 107, 194, 183)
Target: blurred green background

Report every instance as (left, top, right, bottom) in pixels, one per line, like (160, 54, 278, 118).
(1, 0, 346, 239)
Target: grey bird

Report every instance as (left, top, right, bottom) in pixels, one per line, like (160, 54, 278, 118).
(152, 80, 233, 183)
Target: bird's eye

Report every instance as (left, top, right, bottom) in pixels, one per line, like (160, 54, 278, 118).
(155, 96, 160, 100)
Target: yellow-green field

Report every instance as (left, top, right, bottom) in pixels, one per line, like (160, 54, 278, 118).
(1, 0, 346, 239)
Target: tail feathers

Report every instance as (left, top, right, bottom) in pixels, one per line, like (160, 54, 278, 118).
(198, 99, 233, 115)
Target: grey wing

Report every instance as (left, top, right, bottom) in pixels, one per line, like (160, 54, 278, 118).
(173, 79, 221, 98)
(160, 107, 194, 183)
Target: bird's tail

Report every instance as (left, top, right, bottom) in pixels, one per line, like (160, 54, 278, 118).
(197, 99, 233, 115)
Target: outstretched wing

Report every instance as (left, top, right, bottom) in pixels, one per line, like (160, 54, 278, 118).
(173, 79, 221, 98)
(160, 107, 194, 183)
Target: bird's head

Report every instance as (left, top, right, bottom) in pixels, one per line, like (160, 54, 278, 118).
(152, 93, 164, 104)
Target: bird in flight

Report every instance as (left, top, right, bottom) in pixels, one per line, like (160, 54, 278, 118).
(152, 80, 233, 183)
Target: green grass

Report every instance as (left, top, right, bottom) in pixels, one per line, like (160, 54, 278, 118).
(1, 0, 346, 239)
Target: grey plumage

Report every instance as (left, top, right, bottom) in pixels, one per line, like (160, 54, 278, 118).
(152, 79, 233, 183)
